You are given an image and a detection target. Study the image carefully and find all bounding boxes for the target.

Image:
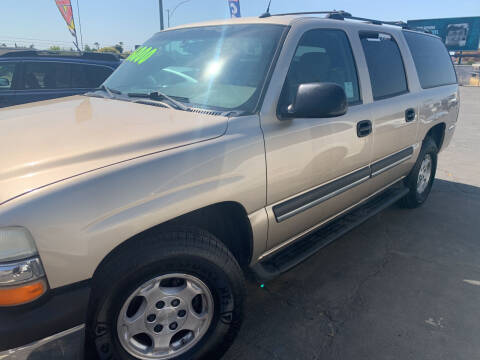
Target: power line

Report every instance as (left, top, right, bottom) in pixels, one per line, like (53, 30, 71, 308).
(0, 36, 136, 48)
(0, 36, 74, 44)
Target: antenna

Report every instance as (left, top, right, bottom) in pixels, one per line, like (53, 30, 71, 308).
(259, 0, 272, 18)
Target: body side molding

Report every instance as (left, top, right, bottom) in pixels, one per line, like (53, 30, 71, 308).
(272, 146, 414, 222)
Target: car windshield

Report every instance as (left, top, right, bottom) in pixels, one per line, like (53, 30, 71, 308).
(103, 24, 285, 112)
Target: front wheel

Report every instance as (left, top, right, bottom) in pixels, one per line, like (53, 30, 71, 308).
(400, 137, 438, 208)
(88, 228, 245, 360)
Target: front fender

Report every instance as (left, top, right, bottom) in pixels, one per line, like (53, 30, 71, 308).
(0, 115, 266, 288)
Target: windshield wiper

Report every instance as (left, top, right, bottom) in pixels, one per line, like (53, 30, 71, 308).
(127, 91, 190, 111)
(101, 85, 122, 96)
(87, 85, 122, 98)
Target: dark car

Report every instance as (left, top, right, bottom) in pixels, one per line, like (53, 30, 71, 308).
(0, 50, 120, 107)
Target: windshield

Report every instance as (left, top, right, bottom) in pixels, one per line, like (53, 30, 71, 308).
(103, 24, 285, 112)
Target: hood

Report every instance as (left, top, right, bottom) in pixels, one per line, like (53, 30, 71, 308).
(0, 96, 228, 205)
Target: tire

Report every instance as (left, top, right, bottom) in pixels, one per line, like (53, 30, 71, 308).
(87, 227, 245, 360)
(400, 137, 438, 208)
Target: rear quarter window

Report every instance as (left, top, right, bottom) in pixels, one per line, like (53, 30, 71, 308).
(71, 64, 113, 88)
(403, 31, 457, 89)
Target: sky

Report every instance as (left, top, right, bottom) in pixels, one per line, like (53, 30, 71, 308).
(1, 0, 479, 51)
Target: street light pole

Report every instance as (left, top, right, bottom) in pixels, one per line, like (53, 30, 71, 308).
(159, 0, 164, 30)
(167, 0, 192, 28)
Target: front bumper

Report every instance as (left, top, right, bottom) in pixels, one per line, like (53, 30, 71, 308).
(0, 324, 85, 360)
(0, 282, 90, 359)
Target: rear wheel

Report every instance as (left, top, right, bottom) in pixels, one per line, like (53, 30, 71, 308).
(88, 227, 245, 360)
(400, 137, 438, 208)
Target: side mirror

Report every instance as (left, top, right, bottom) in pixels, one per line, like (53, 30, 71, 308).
(280, 82, 347, 119)
(0, 78, 10, 87)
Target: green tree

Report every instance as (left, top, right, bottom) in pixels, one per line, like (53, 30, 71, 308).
(1, 43, 7, 47)
(84, 44, 92, 52)
(94, 42, 100, 50)
(29, 44, 35, 49)
(49, 45, 61, 51)
(98, 46, 120, 54)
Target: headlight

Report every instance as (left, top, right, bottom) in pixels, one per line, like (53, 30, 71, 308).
(0, 227, 47, 306)
(0, 227, 37, 262)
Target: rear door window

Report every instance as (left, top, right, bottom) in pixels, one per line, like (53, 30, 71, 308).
(403, 31, 457, 89)
(360, 32, 408, 100)
(0, 63, 16, 90)
(282, 29, 361, 106)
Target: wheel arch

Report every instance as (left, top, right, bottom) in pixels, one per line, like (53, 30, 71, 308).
(91, 201, 254, 281)
(425, 122, 446, 151)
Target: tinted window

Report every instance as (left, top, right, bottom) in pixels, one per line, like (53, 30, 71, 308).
(71, 64, 113, 88)
(403, 31, 457, 89)
(24, 62, 71, 89)
(360, 32, 408, 100)
(0, 63, 16, 91)
(282, 29, 361, 105)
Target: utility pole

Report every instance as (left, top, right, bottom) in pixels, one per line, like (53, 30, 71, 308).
(76, 0, 84, 50)
(159, 0, 164, 30)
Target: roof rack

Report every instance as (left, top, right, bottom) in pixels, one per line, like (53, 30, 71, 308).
(259, 10, 431, 33)
(260, 10, 350, 19)
(0, 50, 120, 62)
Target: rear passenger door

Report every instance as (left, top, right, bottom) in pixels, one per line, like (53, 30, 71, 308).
(359, 31, 419, 188)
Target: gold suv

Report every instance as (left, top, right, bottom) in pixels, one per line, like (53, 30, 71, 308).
(0, 11, 459, 360)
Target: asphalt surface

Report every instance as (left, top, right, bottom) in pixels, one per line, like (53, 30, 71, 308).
(224, 87, 480, 360)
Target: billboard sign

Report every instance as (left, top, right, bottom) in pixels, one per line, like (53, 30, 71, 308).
(407, 17, 480, 51)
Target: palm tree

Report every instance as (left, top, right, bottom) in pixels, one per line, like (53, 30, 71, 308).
(94, 42, 100, 50)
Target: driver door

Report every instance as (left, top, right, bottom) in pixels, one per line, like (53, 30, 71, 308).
(261, 28, 374, 251)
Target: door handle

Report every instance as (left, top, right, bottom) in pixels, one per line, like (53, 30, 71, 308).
(357, 120, 372, 138)
(405, 108, 416, 122)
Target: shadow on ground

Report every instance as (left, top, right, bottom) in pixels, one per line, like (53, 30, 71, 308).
(224, 179, 480, 360)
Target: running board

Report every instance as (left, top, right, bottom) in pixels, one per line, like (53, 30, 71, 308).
(250, 183, 409, 282)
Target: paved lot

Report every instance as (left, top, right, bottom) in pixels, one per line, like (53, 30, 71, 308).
(224, 87, 480, 360)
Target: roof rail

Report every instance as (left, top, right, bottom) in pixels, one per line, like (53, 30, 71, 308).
(0, 50, 120, 61)
(261, 10, 351, 19)
(259, 10, 431, 33)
